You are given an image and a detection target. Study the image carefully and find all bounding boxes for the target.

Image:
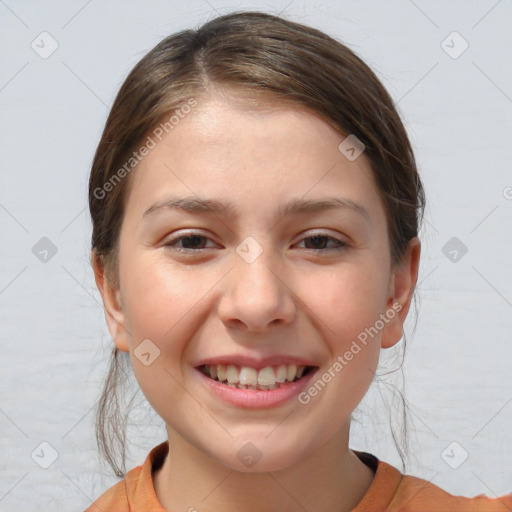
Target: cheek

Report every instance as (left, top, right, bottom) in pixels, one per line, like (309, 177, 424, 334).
(302, 268, 385, 414)
(119, 257, 201, 413)
(307, 263, 389, 341)
(303, 263, 387, 393)
(119, 253, 194, 355)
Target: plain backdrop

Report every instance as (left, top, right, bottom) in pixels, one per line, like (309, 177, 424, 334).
(0, 1, 511, 510)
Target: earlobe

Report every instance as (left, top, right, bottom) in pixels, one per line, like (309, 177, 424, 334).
(381, 237, 421, 349)
(91, 249, 130, 353)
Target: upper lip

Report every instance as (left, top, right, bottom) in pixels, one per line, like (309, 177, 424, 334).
(194, 355, 319, 370)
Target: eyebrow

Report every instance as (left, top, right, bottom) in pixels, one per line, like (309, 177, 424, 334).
(143, 195, 371, 222)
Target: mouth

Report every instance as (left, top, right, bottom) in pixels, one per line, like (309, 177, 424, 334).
(196, 363, 317, 391)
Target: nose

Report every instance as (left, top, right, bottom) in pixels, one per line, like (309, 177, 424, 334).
(217, 248, 296, 333)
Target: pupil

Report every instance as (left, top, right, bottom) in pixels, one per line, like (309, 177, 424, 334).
(183, 235, 203, 248)
(306, 236, 327, 249)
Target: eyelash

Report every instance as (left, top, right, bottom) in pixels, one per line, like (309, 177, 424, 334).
(163, 232, 349, 254)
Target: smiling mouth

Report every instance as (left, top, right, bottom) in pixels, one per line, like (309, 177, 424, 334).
(197, 364, 317, 391)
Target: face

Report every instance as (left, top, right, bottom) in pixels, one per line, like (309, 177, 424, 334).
(95, 89, 419, 472)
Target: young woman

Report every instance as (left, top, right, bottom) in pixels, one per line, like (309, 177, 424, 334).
(85, 11, 512, 512)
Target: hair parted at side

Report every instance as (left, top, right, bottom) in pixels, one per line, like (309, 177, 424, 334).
(89, 10, 425, 478)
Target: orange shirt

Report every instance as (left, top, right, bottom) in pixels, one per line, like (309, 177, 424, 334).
(85, 441, 512, 511)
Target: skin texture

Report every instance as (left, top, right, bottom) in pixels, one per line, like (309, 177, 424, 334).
(92, 88, 421, 512)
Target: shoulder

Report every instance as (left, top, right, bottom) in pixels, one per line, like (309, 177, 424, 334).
(84, 477, 131, 511)
(352, 450, 512, 512)
(84, 441, 169, 512)
(389, 465, 512, 511)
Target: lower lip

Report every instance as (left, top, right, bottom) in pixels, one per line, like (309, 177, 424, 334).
(194, 367, 319, 409)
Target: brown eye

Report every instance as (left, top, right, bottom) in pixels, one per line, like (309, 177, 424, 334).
(298, 234, 348, 252)
(164, 234, 213, 252)
(163, 232, 349, 254)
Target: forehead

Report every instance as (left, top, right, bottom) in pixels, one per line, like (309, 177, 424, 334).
(124, 91, 385, 225)
(158, 90, 345, 156)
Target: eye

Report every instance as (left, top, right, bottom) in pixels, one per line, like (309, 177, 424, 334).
(295, 233, 348, 252)
(164, 233, 215, 252)
(163, 231, 348, 253)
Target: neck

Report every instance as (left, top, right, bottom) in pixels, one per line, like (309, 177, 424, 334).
(153, 421, 375, 512)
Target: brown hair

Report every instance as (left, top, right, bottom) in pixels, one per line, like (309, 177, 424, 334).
(89, 10, 425, 478)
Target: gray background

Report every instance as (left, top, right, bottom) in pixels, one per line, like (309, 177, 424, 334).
(0, 0, 511, 510)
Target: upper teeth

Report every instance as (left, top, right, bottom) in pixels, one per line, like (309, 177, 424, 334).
(205, 364, 307, 386)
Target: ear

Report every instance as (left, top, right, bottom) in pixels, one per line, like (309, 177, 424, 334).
(91, 249, 130, 352)
(380, 237, 421, 349)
